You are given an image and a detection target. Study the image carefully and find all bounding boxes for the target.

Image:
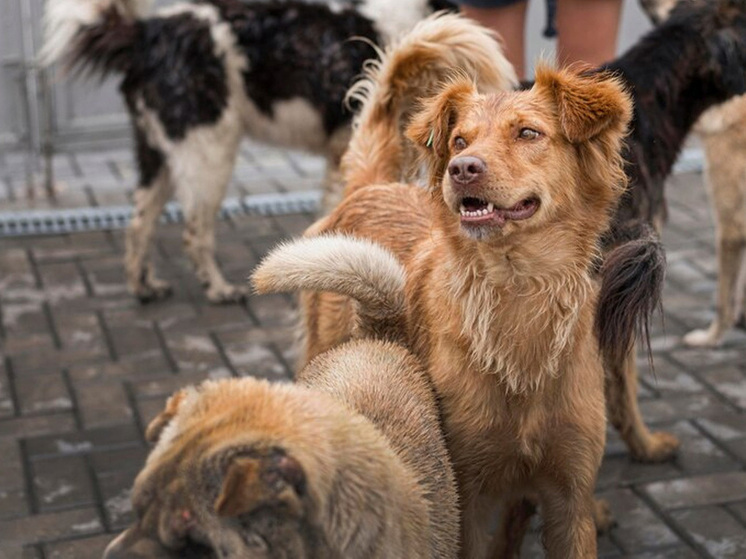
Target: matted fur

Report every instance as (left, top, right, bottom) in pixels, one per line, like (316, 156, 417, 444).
(640, 0, 746, 347)
(40, 0, 457, 305)
(341, 12, 517, 192)
(105, 254, 459, 557)
(301, 57, 635, 557)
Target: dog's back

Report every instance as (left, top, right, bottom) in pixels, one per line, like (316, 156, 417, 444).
(299, 339, 460, 558)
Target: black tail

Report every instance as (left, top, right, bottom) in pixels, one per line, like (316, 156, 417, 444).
(596, 223, 665, 367)
(41, 0, 144, 77)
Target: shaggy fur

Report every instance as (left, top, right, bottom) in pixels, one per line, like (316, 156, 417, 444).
(300, 30, 636, 553)
(605, 0, 746, 244)
(104, 258, 459, 558)
(531, 0, 746, 463)
(640, 0, 746, 347)
(40, 0, 465, 304)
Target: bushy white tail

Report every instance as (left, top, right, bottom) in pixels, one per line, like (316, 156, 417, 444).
(341, 12, 517, 193)
(252, 235, 407, 341)
(40, 0, 151, 67)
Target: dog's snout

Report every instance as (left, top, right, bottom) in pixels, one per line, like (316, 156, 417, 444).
(448, 156, 486, 185)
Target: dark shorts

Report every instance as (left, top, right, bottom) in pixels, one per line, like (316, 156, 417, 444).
(454, 0, 558, 37)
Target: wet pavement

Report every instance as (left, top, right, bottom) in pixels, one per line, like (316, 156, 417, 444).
(1, 142, 746, 558)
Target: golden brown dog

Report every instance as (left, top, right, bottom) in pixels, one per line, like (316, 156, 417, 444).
(103, 237, 459, 559)
(300, 63, 640, 557)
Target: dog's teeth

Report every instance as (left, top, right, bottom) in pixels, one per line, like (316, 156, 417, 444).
(460, 204, 467, 215)
(487, 203, 494, 213)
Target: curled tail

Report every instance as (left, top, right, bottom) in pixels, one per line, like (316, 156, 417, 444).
(252, 235, 407, 342)
(596, 223, 665, 367)
(342, 12, 517, 193)
(40, 0, 150, 72)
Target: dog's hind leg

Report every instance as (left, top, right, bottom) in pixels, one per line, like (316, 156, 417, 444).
(172, 137, 247, 304)
(125, 129, 175, 303)
(606, 347, 680, 462)
(684, 135, 746, 346)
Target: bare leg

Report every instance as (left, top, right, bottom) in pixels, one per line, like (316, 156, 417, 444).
(556, 0, 623, 67)
(606, 347, 680, 462)
(126, 170, 175, 303)
(460, 1, 528, 80)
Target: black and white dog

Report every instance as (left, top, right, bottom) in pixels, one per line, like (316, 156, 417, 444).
(43, 0, 515, 303)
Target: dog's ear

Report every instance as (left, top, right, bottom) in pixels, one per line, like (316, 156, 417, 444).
(534, 64, 632, 143)
(215, 450, 306, 518)
(406, 78, 478, 188)
(145, 390, 188, 444)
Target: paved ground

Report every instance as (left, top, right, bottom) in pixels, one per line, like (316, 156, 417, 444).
(1, 142, 746, 558)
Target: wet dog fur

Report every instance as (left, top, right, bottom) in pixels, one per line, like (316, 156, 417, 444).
(640, 0, 746, 347)
(40, 0, 470, 304)
(300, 48, 637, 556)
(103, 237, 459, 559)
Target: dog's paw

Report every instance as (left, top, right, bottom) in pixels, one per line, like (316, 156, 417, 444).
(135, 280, 173, 304)
(593, 499, 616, 533)
(683, 327, 722, 348)
(634, 431, 680, 463)
(206, 283, 250, 304)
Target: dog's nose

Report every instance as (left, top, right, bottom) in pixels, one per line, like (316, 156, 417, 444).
(448, 156, 486, 185)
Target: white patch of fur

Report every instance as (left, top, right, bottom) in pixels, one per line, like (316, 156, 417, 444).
(253, 234, 406, 317)
(41, 0, 151, 65)
(242, 98, 330, 153)
(358, 0, 431, 42)
(696, 94, 746, 135)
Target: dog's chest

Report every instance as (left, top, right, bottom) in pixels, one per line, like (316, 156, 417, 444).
(426, 339, 548, 482)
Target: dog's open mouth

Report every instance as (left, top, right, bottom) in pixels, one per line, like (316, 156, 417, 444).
(459, 196, 540, 226)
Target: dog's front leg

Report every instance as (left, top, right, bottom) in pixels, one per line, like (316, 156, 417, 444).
(538, 484, 597, 559)
(488, 496, 536, 559)
(126, 171, 175, 303)
(606, 346, 680, 462)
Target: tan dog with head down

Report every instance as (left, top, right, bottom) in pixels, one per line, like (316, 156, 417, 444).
(103, 238, 459, 559)
(300, 64, 640, 557)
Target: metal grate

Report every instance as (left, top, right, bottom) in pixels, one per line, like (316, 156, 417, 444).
(0, 147, 706, 238)
(0, 190, 322, 237)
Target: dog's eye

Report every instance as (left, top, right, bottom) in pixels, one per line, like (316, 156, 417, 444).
(518, 128, 541, 140)
(453, 136, 468, 151)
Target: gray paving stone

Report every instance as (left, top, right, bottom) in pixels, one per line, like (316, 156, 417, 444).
(43, 534, 112, 559)
(0, 507, 102, 547)
(670, 507, 746, 559)
(600, 488, 680, 553)
(1, 139, 743, 555)
(15, 372, 73, 415)
(645, 472, 746, 510)
(699, 366, 746, 410)
(32, 455, 95, 512)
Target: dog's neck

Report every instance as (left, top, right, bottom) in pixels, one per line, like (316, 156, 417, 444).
(436, 210, 598, 393)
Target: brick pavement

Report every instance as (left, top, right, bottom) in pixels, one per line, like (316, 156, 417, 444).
(1, 143, 746, 558)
